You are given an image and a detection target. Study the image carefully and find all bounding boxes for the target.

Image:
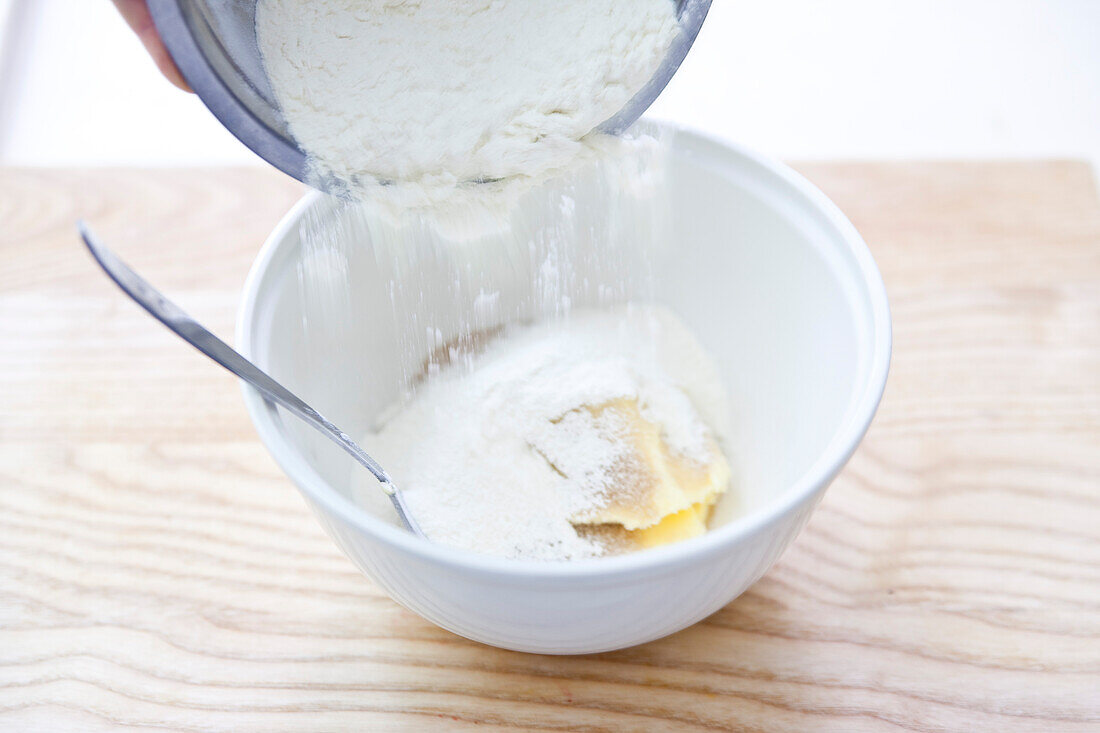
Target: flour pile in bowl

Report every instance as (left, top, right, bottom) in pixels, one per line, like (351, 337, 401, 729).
(355, 305, 732, 560)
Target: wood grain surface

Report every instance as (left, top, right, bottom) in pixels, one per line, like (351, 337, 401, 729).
(0, 163, 1098, 731)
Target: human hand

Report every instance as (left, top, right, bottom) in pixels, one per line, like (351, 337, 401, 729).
(111, 0, 191, 91)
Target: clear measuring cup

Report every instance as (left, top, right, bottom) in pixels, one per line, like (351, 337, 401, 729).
(148, 0, 712, 190)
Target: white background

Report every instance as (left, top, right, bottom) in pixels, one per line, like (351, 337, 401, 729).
(1, 0, 1098, 172)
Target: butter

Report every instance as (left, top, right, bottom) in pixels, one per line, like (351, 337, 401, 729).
(627, 502, 712, 547)
(565, 398, 729, 531)
(532, 395, 730, 550)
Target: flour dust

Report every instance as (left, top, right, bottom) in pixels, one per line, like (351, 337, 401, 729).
(296, 132, 671, 401)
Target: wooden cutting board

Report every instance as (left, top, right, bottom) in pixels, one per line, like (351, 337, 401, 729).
(0, 163, 1097, 731)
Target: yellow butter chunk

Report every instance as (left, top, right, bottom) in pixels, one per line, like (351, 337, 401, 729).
(533, 397, 730, 537)
(573, 398, 728, 530)
(627, 502, 712, 548)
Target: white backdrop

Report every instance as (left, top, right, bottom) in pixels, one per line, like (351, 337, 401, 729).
(1, 0, 1098, 170)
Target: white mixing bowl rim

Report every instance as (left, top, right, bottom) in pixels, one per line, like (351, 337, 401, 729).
(237, 122, 892, 580)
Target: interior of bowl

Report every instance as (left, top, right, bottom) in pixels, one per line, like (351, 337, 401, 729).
(239, 126, 888, 563)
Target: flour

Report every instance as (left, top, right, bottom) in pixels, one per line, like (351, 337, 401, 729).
(256, 0, 727, 558)
(354, 305, 731, 560)
(255, 0, 679, 201)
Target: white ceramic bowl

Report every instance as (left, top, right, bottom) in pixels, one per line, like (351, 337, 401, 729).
(236, 125, 891, 654)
